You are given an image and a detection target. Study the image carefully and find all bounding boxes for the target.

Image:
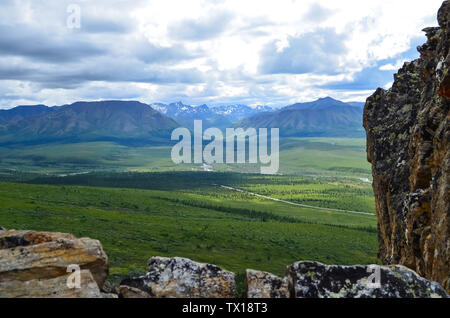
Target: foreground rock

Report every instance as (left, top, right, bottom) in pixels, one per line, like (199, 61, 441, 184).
(116, 285, 152, 298)
(0, 229, 109, 298)
(246, 269, 290, 298)
(0, 270, 105, 298)
(287, 261, 449, 298)
(120, 257, 237, 298)
(363, 0, 450, 292)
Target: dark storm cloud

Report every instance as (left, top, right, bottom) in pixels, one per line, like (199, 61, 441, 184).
(259, 28, 348, 75)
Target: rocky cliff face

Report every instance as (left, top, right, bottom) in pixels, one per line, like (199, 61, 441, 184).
(364, 1, 450, 292)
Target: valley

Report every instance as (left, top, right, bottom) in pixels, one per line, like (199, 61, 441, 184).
(0, 98, 377, 296)
(0, 137, 377, 295)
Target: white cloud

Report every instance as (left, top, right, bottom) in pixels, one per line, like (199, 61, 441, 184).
(0, 0, 444, 109)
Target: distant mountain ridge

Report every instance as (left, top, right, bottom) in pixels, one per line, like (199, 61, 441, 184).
(0, 105, 54, 125)
(150, 101, 274, 129)
(0, 97, 365, 146)
(238, 97, 365, 137)
(0, 101, 178, 146)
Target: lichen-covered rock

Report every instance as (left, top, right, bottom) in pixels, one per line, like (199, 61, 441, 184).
(120, 257, 236, 298)
(116, 285, 152, 298)
(246, 269, 290, 298)
(101, 292, 119, 298)
(0, 230, 109, 289)
(364, 0, 450, 292)
(287, 261, 449, 298)
(0, 270, 104, 298)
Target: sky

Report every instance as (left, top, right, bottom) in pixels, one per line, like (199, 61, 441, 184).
(0, 0, 443, 109)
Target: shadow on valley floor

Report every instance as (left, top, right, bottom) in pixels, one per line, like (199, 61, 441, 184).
(26, 171, 248, 192)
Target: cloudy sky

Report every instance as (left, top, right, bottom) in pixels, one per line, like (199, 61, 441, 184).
(0, 0, 443, 109)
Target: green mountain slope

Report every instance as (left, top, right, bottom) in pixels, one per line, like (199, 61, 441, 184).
(239, 97, 364, 137)
(0, 101, 179, 145)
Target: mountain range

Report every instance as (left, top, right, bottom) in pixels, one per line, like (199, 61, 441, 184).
(0, 101, 178, 146)
(238, 97, 364, 137)
(150, 102, 273, 129)
(0, 97, 364, 146)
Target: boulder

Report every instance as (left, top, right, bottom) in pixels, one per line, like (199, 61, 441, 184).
(246, 269, 290, 298)
(0, 230, 108, 289)
(120, 256, 236, 298)
(0, 270, 104, 298)
(101, 292, 119, 298)
(116, 285, 152, 298)
(287, 261, 449, 298)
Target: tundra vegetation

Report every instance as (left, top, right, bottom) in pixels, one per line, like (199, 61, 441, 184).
(0, 137, 377, 294)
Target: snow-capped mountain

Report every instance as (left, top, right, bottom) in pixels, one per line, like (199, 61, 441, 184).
(149, 102, 274, 128)
(211, 104, 273, 122)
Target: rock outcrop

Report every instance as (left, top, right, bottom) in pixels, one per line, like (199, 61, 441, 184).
(287, 261, 448, 298)
(0, 229, 110, 298)
(1, 228, 448, 298)
(116, 285, 153, 298)
(118, 257, 448, 298)
(120, 257, 237, 298)
(0, 270, 106, 298)
(364, 0, 450, 292)
(246, 269, 290, 298)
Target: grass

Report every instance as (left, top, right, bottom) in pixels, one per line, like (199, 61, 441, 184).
(0, 138, 371, 177)
(0, 137, 378, 295)
(0, 173, 378, 294)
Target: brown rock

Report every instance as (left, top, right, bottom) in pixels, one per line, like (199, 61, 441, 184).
(0, 270, 104, 298)
(364, 1, 450, 292)
(116, 285, 152, 298)
(0, 230, 109, 289)
(246, 269, 290, 298)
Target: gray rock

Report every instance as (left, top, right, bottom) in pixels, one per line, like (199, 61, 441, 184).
(101, 280, 116, 294)
(287, 261, 450, 298)
(120, 256, 236, 298)
(246, 269, 290, 298)
(101, 292, 119, 298)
